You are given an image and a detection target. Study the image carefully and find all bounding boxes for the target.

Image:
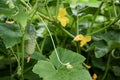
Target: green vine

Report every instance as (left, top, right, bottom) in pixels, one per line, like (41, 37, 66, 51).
(87, 1, 104, 35)
(101, 51, 111, 80)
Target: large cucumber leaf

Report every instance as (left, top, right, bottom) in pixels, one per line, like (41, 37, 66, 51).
(0, 23, 21, 48)
(33, 47, 92, 80)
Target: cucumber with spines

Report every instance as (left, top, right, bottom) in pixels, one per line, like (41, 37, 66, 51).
(25, 24, 36, 62)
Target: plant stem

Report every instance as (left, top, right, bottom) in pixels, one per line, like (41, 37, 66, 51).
(101, 53, 111, 80)
(45, 0, 52, 18)
(40, 37, 46, 53)
(38, 15, 67, 65)
(56, 0, 59, 17)
(76, 5, 79, 35)
(55, 32, 60, 45)
(20, 0, 31, 10)
(87, 1, 104, 34)
(10, 47, 22, 79)
(37, 12, 53, 22)
(86, 52, 90, 64)
(16, 44, 21, 68)
(36, 41, 41, 53)
(112, 0, 118, 17)
(76, 2, 81, 54)
(21, 33, 25, 80)
(37, 9, 74, 39)
(58, 25, 75, 38)
(88, 15, 120, 35)
(8, 54, 12, 78)
(78, 6, 89, 14)
(10, 48, 19, 64)
(23, 61, 36, 74)
(37, 12, 74, 38)
(76, 42, 81, 54)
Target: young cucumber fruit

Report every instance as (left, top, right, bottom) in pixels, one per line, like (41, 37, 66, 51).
(25, 24, 36, 62)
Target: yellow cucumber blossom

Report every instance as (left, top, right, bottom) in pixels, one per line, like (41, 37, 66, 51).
(57, 8, 69, 27)
(74, 34, 91, 47)
(92, 73, 97, 80)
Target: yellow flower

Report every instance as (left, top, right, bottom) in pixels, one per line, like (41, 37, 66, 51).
(57, 8, 69, 27)
(73, 34, 91, 47)
(92, 73, 97, 80)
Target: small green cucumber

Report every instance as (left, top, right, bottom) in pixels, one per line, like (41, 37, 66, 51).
(25, 24, 36, 55)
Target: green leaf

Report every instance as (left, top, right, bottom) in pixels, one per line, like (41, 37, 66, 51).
(92, 57, 105, 70)
(12, 7, 28, 28)
(0, 76, 16, 80)
(102, 31, 120, 50)
(33, 60, 57, 80)
(112, 66, 120, 76)
(94, 41, 109, 58)
(93, 31, 120, 49)
(0, 1, 28, 28)
(89, 41, 109, 58)
(0, 23, 21, 48)
(0, 0, 16, 16)
(108, 41, 120, 50)
(102, 31, 120, 43)
(50, 47, 86, 68)
(33, 47, 92, 80)
(31, 52, 46, 60)
(90, 31, 120, 58)
(24, 70, 41, 80)
(0, 7, 16, 16)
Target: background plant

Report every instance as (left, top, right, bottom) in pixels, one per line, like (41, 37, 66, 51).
(0, 0, 120, 80)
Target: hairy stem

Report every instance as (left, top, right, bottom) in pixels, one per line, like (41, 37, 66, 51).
(87, 1, 104, 34)
(88, 15, 120, 35)
(21, 33, 25, 80)
(40, 37, 47, 53)
(38, 14, 66, 65)
(101, 53, 111, 80)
